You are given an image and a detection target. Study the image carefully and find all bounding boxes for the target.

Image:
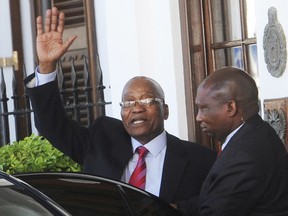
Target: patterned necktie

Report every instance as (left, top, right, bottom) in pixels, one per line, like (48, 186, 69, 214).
(129, 146, 149, 189)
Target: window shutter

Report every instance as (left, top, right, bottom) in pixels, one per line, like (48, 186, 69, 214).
(53, 0, 85, 27)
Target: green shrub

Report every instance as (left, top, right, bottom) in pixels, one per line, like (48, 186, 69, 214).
(0, 134, 81, 174)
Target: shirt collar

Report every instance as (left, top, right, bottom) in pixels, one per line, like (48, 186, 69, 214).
(131, 130, 167, 157)
(221, 123, 244, 150)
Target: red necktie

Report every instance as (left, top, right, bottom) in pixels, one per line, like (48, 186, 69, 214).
(218, 148, 222, 157)
(216, 142, 222, 157)
(129, 146, 149, 189)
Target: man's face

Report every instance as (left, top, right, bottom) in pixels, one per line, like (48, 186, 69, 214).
(120, 78, 168, 144)
(195, 86, 231, 142)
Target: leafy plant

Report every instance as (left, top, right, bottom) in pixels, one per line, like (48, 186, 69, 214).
(0, 134, 81, 174)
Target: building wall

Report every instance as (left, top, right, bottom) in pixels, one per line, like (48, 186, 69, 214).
(94, 0, 188, 139)
(256, 0, 288, 109)
(1, 0, 188, 142)
(2, 0, 288, 143)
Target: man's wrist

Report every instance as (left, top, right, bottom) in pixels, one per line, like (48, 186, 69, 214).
(39, 61, 57, 74)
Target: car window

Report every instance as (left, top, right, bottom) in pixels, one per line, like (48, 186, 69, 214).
(0, 179, 54, 216)
(37, 178, 131, 215)
(18, 173, 181, 216)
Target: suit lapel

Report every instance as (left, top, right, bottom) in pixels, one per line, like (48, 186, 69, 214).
(159, 134, 189, 201)
(109, 123, 133, 178)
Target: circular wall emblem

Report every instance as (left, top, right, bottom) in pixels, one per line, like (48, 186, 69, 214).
(263, 7, 287, 77)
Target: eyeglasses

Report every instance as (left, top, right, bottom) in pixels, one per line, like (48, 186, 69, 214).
(119, 98, 164, 108)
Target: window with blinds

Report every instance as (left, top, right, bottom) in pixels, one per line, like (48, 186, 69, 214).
(52, 0, 92, 125)
(53, 0, 85, 27)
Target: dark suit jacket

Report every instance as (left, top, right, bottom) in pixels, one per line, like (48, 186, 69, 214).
(199, 114, 288, 216)
(25, 74, 216, 209)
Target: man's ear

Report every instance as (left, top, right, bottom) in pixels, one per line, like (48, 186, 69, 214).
(164, 104, 169, 120)
(227, 100, 237, 117)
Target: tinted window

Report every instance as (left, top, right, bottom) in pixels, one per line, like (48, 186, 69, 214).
(19, 174, 180, 216)
(0, 179, 54, 216)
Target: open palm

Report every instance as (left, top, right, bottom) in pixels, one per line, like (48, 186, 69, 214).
(36, 7, 77, 72)
(37, 30, 67, 63)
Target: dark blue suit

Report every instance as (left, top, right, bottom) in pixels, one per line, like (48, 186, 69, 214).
(199, 115, 288, 215)
(25, 74, 216, 209)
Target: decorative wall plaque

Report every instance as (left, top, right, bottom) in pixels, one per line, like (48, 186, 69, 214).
(263, 7, 287, 77)
(264, 97, 288, 151)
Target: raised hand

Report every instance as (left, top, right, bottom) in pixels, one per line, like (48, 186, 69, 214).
(36, 7, 77, 73)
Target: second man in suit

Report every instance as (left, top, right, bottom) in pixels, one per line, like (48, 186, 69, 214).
(195, 67, 288, 215)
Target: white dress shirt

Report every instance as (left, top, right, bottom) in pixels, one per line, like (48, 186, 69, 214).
(121, 130, 167, 196)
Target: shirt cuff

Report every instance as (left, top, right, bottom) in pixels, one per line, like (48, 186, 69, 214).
(35, 65, 57, 86)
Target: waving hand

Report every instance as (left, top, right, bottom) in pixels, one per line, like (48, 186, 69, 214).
(36, 7, 77, 73)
